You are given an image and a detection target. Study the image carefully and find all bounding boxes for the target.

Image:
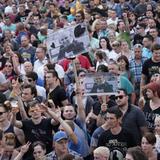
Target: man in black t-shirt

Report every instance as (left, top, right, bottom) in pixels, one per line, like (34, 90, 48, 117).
(12, 101, 73, 160)
(98, 107, 135, 159)
(46, 70, 68, 107)
(141, 43, 160, 96)
(115, 89, 147, 145)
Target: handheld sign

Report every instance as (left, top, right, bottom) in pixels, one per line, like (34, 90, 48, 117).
(83, 72, 118, 96)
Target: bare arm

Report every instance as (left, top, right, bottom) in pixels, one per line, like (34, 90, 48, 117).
(42, 104, 78, 144)
(0, 81, 9, 91)
(12, 109, 23, 128)
(140, 74, 147, 97)
(12, 54, 21, 75)
(76, 92, 86, 123)
(17, 96, 29, 120)
(14, 142, 31, 160)
(10, 79, 29, 120)
(14, 127, 25, 145)
(97, 103, 107, 126)
(123, 13, 130, 33)
(24, 12, 33, 26)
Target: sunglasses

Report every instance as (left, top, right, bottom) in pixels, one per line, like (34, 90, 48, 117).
(115, 95, 125, 100)
(0, 111, 6, 115)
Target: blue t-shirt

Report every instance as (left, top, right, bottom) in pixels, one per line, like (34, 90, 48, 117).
(68, 121, 90, 157)
(90, 126, 105, 148)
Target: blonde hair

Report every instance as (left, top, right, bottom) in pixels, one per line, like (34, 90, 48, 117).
(94, 146, 110, 157)
(91, 19, 101, 32)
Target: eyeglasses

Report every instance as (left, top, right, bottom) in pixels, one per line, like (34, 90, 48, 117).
(5, 65, 12, 67)
(0, 111, 6, 115)
(115, 95, 125, 100)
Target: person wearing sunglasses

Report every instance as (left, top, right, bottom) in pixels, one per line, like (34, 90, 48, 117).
(115, 88, 148, 146)
(3, 61, 16, 81)
(26, 71, 46, 100)
(0, 103, 25, 149)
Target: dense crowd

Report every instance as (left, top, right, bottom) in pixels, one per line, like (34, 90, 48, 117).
(0, 0, 160, 160)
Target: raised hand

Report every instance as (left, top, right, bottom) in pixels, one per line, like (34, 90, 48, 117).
(12, 79, 21, 96)
(101, 103, 108, 112)
(40, 103, 49, 113)
(54, 106, 62, 118)
(20, 142, 31, 154)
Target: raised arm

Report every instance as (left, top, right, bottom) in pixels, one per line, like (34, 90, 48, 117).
(11, 54, 21, 75)
(140, 74, 147, 97)
(75, 89, 86, 123)
(41, 104, 78, 144)
(11, 80, 29, 120)
(12, 108, 23, 128)
(17, 96, 29, 120)
(123, 13, 130, 33)
(14, 142, 31, 160)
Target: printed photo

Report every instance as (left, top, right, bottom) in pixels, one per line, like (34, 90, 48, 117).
(47, 23, 90, 62)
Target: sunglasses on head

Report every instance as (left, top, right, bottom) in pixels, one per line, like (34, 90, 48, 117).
(115, 95, 125, 100)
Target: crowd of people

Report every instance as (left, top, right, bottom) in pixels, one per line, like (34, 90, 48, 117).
(0, 0, 160, 160)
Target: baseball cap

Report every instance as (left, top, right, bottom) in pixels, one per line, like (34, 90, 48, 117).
(53, 131, 68, 142)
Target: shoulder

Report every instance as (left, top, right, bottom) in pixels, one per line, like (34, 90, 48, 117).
(22, 119, 33, 126)
(36, 85, 46, 91)
(143, 58, 152, 65)
(92, 127, 104, 137)
(69, 149, 83, 158)
(128, 105, 145, 117)
(46, 151, 56, 160)
(29, 46, 36, 51)
(129, 104, 142, 112)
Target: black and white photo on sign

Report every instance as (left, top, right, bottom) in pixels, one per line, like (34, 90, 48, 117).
(83, 72, 118, 96)
(46, 23, 90, 62)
